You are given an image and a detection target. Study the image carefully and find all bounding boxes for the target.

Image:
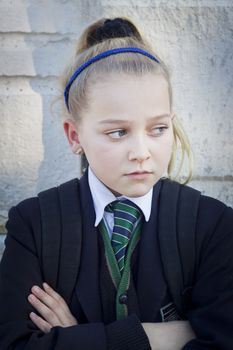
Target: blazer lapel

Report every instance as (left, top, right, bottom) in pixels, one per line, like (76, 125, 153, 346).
(74, 171, 102, 322)
(136, 180, 168, 321)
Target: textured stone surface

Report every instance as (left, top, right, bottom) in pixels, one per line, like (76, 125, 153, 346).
(1, 0, 232, 35)
(0, 76, 81, 229)
(0, 34, 75, 76)
(0, 0, 102, 34)
(0, 88, 43, 228)
(1, 0, 233, 232)
(190, 179, 233, 207)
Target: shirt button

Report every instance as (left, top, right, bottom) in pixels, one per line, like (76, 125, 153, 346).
(119, 293, 128, 304)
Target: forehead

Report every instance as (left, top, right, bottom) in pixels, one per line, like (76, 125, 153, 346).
(85, 73, 170, 118)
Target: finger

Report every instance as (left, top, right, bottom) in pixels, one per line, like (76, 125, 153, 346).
(43, 283, 67, 307)
(29, 287, 70, 326)
(28, 294, 60, 327)
(42, 283, 77, 324)
(30, 312, 52, 333)
(31, 285, 66, 313)
(42, 283, 60, 300)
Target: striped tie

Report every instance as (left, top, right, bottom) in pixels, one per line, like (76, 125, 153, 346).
(108, 199, 141, 274)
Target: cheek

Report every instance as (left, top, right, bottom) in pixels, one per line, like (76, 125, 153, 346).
(95, 139, 123, 157)
(85, 139, 122, 166)
(152, 133, 174, 158)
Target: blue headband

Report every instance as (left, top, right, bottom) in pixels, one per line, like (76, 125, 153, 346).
(64, 47, 160, 111)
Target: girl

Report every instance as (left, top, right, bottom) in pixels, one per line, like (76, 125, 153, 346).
(0, 17, 233, 350)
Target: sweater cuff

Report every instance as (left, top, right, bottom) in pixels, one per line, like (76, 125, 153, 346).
(105, 314, 151, 350)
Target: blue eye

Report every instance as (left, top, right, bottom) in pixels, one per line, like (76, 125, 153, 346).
(150, 126, 168, 136)
(107, 130, 127, 139)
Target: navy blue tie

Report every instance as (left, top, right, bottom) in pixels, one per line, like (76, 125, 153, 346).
(108, 199, 141, 273)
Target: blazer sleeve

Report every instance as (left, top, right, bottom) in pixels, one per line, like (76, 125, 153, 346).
(182, 198, 233, 350)
(0, 199, 151, 350)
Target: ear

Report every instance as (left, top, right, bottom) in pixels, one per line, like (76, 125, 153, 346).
(63, 118, 82, 154)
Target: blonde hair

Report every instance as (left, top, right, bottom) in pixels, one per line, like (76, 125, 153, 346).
(60, 18, 193, 184)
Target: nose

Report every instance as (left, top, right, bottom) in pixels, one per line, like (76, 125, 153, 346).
(128, 134, 151, 163)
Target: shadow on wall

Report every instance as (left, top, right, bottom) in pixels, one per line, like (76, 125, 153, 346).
(26, 1, 106, 193)
(0, 1, 105, 257)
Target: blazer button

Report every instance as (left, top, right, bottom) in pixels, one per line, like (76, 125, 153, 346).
(119, 293, 128, 304)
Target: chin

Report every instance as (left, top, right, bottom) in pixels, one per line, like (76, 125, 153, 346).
(123, 186, 151, 198)
(127, 191, 149, 198)
(108, 181, 155, 198)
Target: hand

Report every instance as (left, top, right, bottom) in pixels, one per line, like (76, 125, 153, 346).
(28, 282, 78, 333)
(142, 321, 195, 350)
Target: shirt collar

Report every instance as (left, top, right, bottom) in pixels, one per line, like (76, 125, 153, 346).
(88, 166, 153, 227)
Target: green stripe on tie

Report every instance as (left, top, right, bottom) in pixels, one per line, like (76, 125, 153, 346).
(109, 200, 141, 274)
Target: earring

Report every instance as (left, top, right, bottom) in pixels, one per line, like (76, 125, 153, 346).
(74, 147, 83, 155)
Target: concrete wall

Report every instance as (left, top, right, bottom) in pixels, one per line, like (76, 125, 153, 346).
(0, 0, 233, 259)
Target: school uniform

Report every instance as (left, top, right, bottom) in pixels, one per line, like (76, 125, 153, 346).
(0, 168, 233, 350)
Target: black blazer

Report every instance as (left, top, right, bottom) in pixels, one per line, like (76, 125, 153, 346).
(0, 172, 233, 350)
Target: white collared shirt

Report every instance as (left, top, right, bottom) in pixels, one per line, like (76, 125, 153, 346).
(88, 166, 153, 238)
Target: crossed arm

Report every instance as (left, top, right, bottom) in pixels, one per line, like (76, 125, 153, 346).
(2, 200, 233, 349)
(28, 282, 195, 350)
(0, 203, 195, 350)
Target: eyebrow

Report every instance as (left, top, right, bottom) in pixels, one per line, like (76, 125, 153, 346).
(98, 114, 171, 124)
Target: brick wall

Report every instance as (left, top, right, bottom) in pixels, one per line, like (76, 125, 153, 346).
(0, 0, 233, 259)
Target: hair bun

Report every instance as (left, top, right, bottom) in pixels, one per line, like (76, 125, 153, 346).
(87, 18, 142, 46)
(100, 18, 134, 39)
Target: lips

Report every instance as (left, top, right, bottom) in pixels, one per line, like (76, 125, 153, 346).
(126, 171, 151, 175)
(125, 171, 153, 180)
